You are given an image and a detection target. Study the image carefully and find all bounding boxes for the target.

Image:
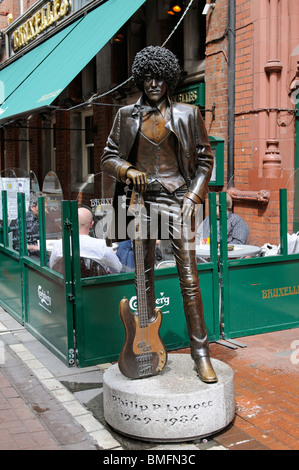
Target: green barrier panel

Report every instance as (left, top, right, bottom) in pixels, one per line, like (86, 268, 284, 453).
(0, 249, 23, 323)
(25, 266, 69, 362)
(220, 189, 299, 339)
(222, 256, 299, 338)
(0, 190, 75, 362)
(0, 191, 24, 324)
(23, 200, 76, 365)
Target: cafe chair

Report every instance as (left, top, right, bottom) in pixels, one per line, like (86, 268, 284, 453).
(156, 260, 176, 269)
(51, 256, 109, 277)
(80, 257, 109, 277)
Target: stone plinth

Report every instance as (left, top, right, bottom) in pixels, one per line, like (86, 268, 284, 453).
(103, 354, 235, 442)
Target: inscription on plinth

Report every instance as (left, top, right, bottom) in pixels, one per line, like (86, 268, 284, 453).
(103, 355, 235, 442)
(113, 396, 214, 428)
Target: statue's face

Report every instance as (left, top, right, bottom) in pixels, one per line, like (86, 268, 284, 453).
(143, 74, 167, 105)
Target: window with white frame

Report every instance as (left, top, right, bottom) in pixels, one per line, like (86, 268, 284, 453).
(82, 111, 94, 178)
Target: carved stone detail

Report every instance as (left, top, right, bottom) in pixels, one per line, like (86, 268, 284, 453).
(263, 0, 283, 177)
(227, 187, 270, 204)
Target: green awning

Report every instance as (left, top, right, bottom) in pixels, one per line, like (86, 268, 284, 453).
(0, 19, 82, 106)
(0, 0, 146, 122)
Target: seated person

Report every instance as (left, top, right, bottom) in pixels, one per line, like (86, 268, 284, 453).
(116, 240, 163, 272)
(116, 240, 135, 272)
(49, 207, 122, 274)
(197, 193, 249, 245)
(10, 192, 46, 256)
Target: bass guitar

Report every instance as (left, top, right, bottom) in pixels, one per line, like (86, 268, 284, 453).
(118, 190, 167, 379)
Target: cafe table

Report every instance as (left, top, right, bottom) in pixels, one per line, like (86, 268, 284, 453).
(196, 244, 261, 263)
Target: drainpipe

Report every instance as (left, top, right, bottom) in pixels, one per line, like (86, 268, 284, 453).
(227, 0, 235, 187)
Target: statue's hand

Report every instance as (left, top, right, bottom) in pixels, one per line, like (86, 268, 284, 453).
(126, 168, 148, 194)
(181, 197, 196, 223)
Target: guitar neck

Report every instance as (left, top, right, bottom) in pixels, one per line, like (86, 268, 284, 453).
(132, 191, 149, 328)
(135, 236, 148, 328)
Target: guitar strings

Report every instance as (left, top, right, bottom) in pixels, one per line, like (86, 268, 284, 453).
(137, 231, 151, 374)
(135, 195, 152, 376)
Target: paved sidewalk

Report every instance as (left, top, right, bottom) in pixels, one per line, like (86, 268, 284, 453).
(210, 329, 299, 450)
(0, 368, 60, 450)
(0, 339, 99, 450)
(0, 307, 298, 451)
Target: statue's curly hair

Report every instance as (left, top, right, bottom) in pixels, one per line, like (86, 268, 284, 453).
(132, 46, 181, 95)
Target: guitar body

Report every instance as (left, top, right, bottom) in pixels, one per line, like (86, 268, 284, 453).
(118, 297, 168, 379)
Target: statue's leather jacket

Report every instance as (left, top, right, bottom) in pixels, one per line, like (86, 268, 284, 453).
(101, 96, 214, 205)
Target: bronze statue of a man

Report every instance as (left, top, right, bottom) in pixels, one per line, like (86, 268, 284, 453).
(101, 46, 217, 383)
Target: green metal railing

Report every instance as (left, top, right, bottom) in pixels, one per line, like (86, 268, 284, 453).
(0, 188, 298, 366)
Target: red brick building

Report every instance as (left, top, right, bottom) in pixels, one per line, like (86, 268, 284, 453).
(0, 0, 298, 246)
(205, 0, 299, 245)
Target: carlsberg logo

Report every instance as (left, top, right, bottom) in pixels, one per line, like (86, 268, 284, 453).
(129, 292, 170, 313)
(38, 285, 52, 313)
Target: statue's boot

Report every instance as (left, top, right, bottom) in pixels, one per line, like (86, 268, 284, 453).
(193, 356, 218, 383)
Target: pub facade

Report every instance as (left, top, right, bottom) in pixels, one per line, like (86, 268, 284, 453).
(0, 0, 298, 246)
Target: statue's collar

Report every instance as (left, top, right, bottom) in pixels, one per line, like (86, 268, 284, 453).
(132, 95, 172, 117)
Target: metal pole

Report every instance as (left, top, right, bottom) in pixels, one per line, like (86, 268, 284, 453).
(209, 192, 221, 340)
(279, 188, 288, 256)
(2, 190, 9, 247)
(228, 0, 236, 187)
(38, 196, 47, 267)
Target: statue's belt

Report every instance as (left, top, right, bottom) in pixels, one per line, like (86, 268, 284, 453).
(146, 181, 187, 192)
